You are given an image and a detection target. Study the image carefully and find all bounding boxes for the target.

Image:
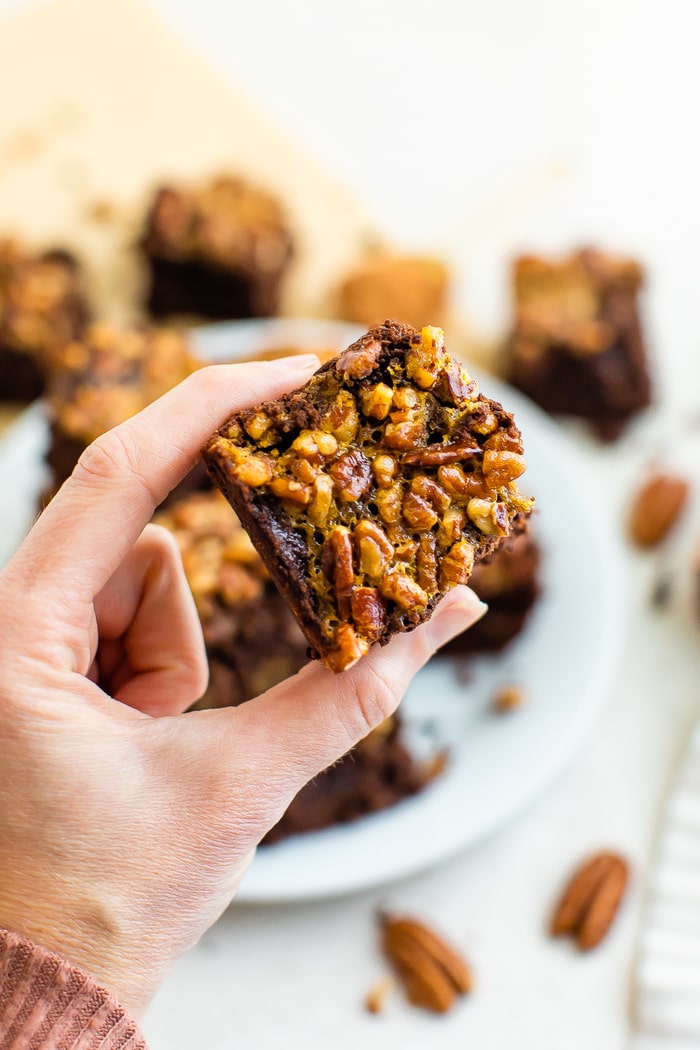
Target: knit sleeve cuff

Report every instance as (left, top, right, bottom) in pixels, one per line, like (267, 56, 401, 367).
(0, 927, 147, 1049)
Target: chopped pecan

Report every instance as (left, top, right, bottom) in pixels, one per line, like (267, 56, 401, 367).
(330, 449, 372, 501)
(410, 475, 451, 512)
(372, 453, 398, 488)
(354, 520, 394, 577)
(351, 586, 386, 642)
(492, 683, 525, 713)
(437, 463, 487, 499)
(467, 497, 509, 536)
(360, 382, 394, 420)
(384, 420, 426, 451)
(628, 472, 689, 548)
(380, 572, 428, 611)
(375, 483, 404, 524)
(269, 477, 311, 505)
(402, 490, 439, 530)
(308, 474, 335, 527)
(321, 527, 355, 618)
(336, 336, 383, 378)
(484, 430, 522, 452)
(291, 428, 339, 461)
(437, 506, 465, 546)
(416, 534, 438, 592)
(326, 622, 366, 672)
(482, 449, 527, 489)
(232, 453, 274, 488)
(403, 440, 479, 467)
(440, 538, 475, 586)
(364, 976, 394, 1015)
(381, 914, 472, 1014)
(325, 390, 359, 442)
(550, 851, 630, 951)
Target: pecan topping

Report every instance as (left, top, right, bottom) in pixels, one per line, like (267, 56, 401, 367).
(416, 534, 438, 592)
(628, 472, 689, 548)
(322, 527, 354, 618)
(351, 587, 385, 642)
(330, 449, 372, 501)
(336, 336, 383, 378)
(403, 440, 479, 467)
(381, 914, 473, 1014)
(550, 851, 630, 950)
(379, 572, 428, 611)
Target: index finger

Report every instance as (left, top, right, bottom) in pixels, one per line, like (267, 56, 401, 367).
(10, 357, 318, 599)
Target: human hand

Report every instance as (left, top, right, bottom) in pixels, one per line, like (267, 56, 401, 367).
(0, 357, 485, 1017)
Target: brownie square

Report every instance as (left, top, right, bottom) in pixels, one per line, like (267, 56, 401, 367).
(506, 247, 651, 439)
(44, 323, 202, 502)
(139, 177, 294, 321)
(0, 241, 89, 401)
(204, 320, 532, 672)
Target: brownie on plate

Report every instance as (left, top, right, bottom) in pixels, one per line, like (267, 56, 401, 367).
(0, 240, 89, 401)
(439, 530, 541, 655)
(506, 248, 651, 440)
(337, 252, 449, 330)
(44, 323, 201, 500)
(140, 176, 294, 321)
(205, 320, 532, 672)
(155, 489, 433, 843)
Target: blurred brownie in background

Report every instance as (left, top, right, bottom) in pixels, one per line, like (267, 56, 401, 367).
(140, 176, 294, 321)
(337, 252, 449, 329)
(0, 240, 89, 401)
(155, 488, 433, 843)
(506, 248, 650, 440)
(154, 489, 308, 708)
(44, 323, 201, 500)
(439, 531, 541, 656)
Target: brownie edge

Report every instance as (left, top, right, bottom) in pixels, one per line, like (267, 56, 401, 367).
(204, 320, 533, 672)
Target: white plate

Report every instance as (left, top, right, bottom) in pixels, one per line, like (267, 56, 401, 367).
(0, 320, 622, 903)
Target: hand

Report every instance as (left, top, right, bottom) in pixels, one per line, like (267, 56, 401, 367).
(0, 357, 485, 1017)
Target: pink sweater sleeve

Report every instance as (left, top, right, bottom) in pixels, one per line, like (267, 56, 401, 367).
(0, 928, 146, 1049)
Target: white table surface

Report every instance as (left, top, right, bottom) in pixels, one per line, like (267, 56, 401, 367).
(3, 0, 700, 1045)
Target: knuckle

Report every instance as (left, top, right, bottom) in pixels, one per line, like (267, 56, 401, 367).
(345, 660, 403, 739)
(74, 427, 160, 505)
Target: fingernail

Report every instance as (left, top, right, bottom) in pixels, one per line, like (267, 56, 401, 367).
(426, 587, 487, 649)
(275, 353, 320, 371)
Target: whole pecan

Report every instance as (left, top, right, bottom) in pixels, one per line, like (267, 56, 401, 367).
(628, 472, 689, 548)
(550, 851, 630, 951)
(380, 914, 472, 1014)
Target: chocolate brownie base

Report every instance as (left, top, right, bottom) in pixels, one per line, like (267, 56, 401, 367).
(507, 248, 651, 439)
(145, 255, 283, 321)
(204, 320, 532, 672)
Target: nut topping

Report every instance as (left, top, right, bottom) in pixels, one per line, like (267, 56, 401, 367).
(381, 914, 472, 1014)
(402, 490, 438, 530)
(467, 497, 509, 536)
(321, 527, 355, 618)
(330, 449, 372, 501)
(550, 851, 630, 951)
(380, 572, 428, 611)
(440, 538, 475, 586)
(372, 453, 398, 488)
(403, 440, 479, 467)
(482, 449, 527, 489)
(360, 382, 394, 420)
(351, 587, 386, 642)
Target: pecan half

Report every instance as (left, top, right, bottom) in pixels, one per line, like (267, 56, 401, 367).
(550, 851, 630, 951)
(381, 914, 472, 1014)
(628, 472, 689, 548)
(330, 449, 372, 501)
(403, 440, 480, 467)
(321, 527, 354, 618)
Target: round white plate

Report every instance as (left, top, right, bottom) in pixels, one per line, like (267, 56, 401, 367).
(0, 319, 622, 902)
